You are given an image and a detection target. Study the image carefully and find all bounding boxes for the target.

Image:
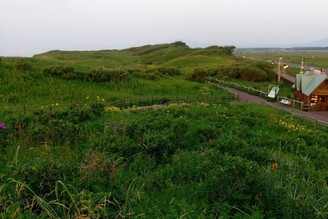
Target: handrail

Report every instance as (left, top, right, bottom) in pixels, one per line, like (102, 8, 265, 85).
(207, 77, 268, 99)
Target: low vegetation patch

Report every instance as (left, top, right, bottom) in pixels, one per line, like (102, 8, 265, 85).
(0, 103, 327, 218)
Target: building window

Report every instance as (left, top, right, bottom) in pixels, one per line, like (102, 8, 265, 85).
(310, 95, 318, 106)
(320, 96, 326, 102)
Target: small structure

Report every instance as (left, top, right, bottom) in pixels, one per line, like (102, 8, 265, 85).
(268, 84, 279, 99)
(294, 69, 328, 110)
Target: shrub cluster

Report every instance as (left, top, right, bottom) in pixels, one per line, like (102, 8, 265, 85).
(128, 67, 182, 81)
(186, 68, 206, 82)
(41, 65, 181, 83)
(89, 67, 127, 82)
(43, 66, 129, 82)
(146, 67, 181, 76)
(186, 61, 275, 83)
(14, 58, 32, 71)
(211, 61, 276, 82)
(190, 45, 236, 56)
(43, 66, 87, 80)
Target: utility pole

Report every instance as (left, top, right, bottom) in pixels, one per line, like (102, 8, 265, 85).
(278, 57, 282, 83)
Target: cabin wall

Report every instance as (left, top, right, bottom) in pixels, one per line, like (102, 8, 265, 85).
(294, 89, 328, 111)
(311, 81, 328, 110)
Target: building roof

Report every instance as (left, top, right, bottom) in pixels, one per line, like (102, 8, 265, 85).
(295, 73, 327, 96)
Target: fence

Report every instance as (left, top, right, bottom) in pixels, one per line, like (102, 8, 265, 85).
(207, 77, 269, 99)
(276, 96, 307, 111)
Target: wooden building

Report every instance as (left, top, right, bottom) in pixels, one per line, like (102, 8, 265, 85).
(294, 70, 328, 111)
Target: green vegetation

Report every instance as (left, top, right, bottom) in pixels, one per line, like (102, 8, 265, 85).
(1, 103, 327, 218)
(0, 43, 276, 112)
(1, 43, 327, 218)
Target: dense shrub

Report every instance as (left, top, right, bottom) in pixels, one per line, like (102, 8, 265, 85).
(186, 68, 206, 82)
(14, 58, 32, 71)
(146, 67, 181, 76)
(43, 66, 74, 77)
(90, 67, 126, 82)
(190, 45, 236, 56)
(171, 41, 189, 47)
(229, 65, 268, 81)
(136, 72, 161, 80)
(43, 66, 88, 81)
(215, 61, 275, 82)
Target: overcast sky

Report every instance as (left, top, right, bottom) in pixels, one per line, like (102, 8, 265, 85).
(1, 0, 328, 56)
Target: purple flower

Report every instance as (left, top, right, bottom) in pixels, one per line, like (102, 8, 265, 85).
(0, 121, 7, 130)
(201, 152, 205, 156)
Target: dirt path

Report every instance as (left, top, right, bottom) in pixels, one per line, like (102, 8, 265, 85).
(227, 88, 328, 126)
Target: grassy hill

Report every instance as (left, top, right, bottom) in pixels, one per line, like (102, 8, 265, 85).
(0, 43, 238, 112)
(32, 43, 236, 71)
(1, 43, 327, 218)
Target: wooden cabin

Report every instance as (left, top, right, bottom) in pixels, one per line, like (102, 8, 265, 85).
(294, 69, 328, 111)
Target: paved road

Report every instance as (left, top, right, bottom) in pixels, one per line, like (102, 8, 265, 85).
(228, 88, 328, 126)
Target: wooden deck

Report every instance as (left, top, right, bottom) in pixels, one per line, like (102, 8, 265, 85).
(280, 73, 295, 84)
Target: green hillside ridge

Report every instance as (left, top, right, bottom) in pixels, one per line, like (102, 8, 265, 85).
(33, 42, 236, 71)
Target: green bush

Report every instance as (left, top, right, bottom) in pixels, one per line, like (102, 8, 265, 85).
(171, 41, 189, 47)
(147, 67, 181, 76)
(89, 67, 126, 82)
(43, 66, 88, 81)
(14, 58, 32, 71)
(229, 66, 268, 82)
(215, 61, 275, 82)
(43, 66, 75, 77)
(187, 68, 206, 82)
(136, 72, 161, 80)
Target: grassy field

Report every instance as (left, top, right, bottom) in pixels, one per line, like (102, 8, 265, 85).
(234, 49, 328, 69)
(0, 43, 238, 113)
(1, 43, 327, 218)
(0, 43, 277, 112)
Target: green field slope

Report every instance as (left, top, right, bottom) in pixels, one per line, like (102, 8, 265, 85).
(1, 43, 326, 218)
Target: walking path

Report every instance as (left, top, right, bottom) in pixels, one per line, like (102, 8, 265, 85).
(227, 88, 328, 126)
